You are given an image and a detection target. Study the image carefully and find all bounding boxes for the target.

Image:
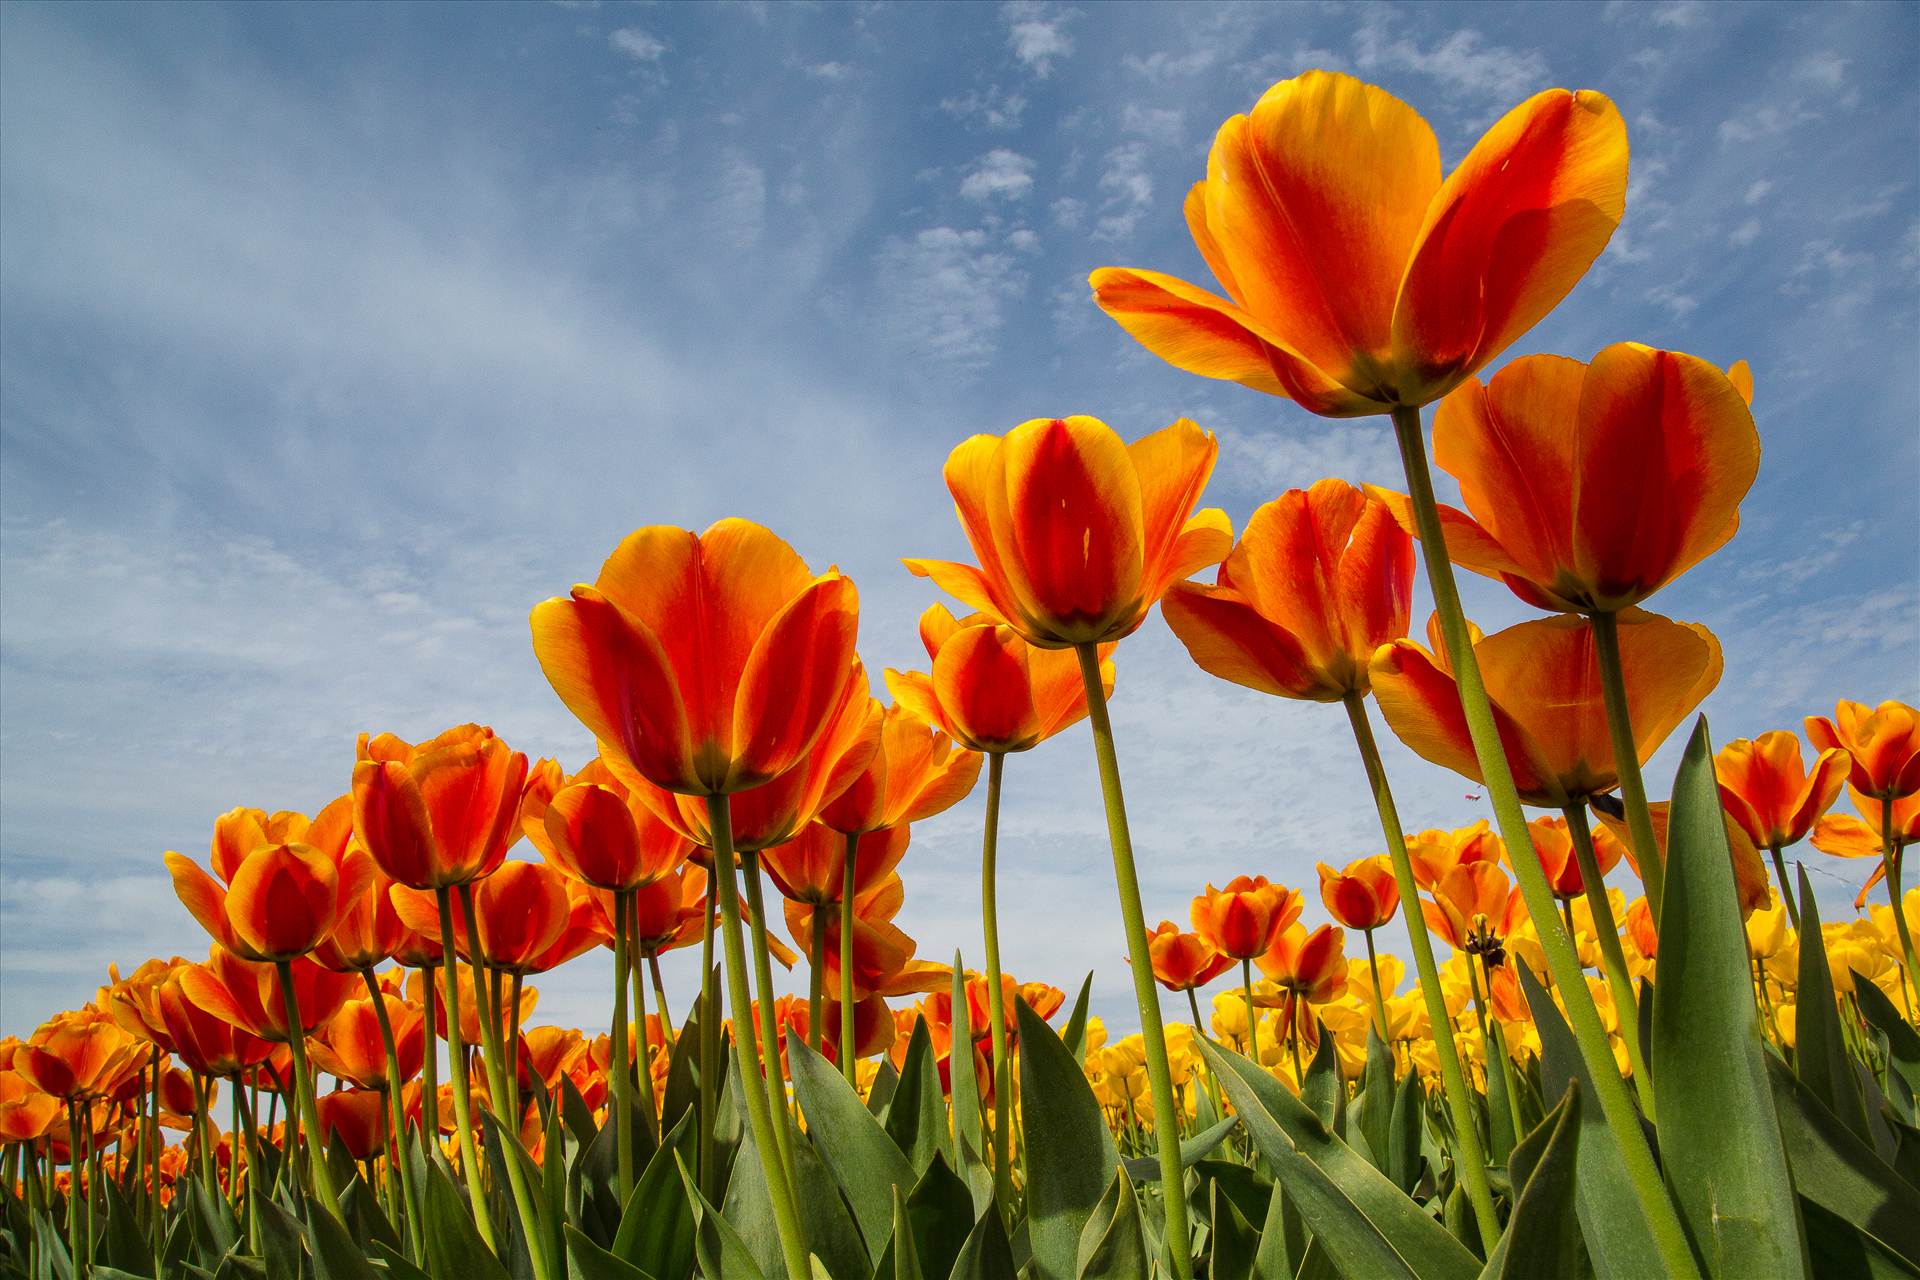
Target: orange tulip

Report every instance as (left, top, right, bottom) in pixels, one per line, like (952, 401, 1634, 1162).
(1807, 700, 1920, 800)
(1317, 856, 1400, 930)
(15, 1018, 142, 1102)
(1146, 921, 1234, 992)
(0, 1072, 61, 1143)
(788, 876, 948, 1001)
(531, 519, 862, 798)
(177, 950, 357, 1045)
(904, 416, 1231, 648)
(1625, 897, 1658, 961)
(1523, 815, 1622, 900)
(392, 861, 590, 976)
(1715, 730, 1851, 850)
(1811, 789, 1920, 906)
(885, 604, 1114, 754)
(1368, 346, 1758, 613)
(104, 957, 184, 1052)
(526, 758, 696, 891)
(630, 864, 708, 954)
(316, 1088, 387, 1160)
(1405, 821, 1504, 890)
(1090, 69, 1627, 416)
(404, 968, 541, 1048)
(1190, 876, 1301, 960)
(308, 993, 425, 1090)
(1164, 479, 1412, 701)
(761, 821, 908, 907)
(1422, 863, 1526, 957)
(1370, 611, 1722, 807)
(1256, 923, 1349, 1004)
(351, 724, 530, 890)
(167, 798, 371, 963)
(1592, 798, 1771, 919)
(819, 702, 982, 834)
(156, 972, 274, 1078)
(315, 857, 407, 974)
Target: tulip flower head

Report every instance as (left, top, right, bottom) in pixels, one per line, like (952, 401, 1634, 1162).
(166, 801, 371, 963)
(818, 702, 982, 835)
(1715, 730, 1851, 850)
(1091, 70, 1628, 415)
(1423, 863, 1527, 965)
(352, 725, 531, 890)
(1405, 821, 1504, 890)
(1317, 855, 1401, 930)
(1807, 700, 1920, 801)
(1190, 876, 1301, 961)
(1146, 921, 1234, 993)
(529, 758, 697, 892)
(905, 415, 1232, 648)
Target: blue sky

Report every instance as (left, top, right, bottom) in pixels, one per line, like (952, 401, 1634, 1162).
(3, 0, 1915, 1038)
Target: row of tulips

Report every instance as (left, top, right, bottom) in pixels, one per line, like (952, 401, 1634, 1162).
(4, 65, 1919, 1280)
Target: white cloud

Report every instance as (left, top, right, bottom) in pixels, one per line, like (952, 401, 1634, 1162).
(804, 60, 853, 82)
(1050, 196, 1086, 230)
(1120, 104, 1183, 146)
(609, 27, 665, 62)
(1093, 143, 1153, 241)
(1795, 51, 1848, 88)
(713, 150, 767, 246)
(1355, 19, 1548, 103)
(1002, 0, 1075, 77)
(960, 148, 1035, 201)
(1745, 178, 1773, 205)
(1729, 217, 1761, 247)
(873, 227, 1028, 373)
(1121, 49, 1215, 80)
(1644, 282, 1698, 318)
(939, 84, 1027, 130)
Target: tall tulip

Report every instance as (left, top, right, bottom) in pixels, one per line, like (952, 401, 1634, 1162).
(1716, 730, 1851, 927)
(1318, 856, 1400, 1037)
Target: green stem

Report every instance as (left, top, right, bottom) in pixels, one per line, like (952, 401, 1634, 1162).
(1474, 956, 1526, 1143)
(66, 1101, 84, 1274)
(146, 1050, 162, 1255)
(707, 794, 813, 1280)
(508, 971, 526, 1120)
(631, 898, 661, 1144)
(1362, 929, 1390, 1044)
(979, 751, 1014, 1216)
(1074, 641, 1195, 1280)
(698, 901, 721, 1201)
(740, 849, 799, 1185)
(1768, 844, 1801, 931)
(272, 961, 344, 1224)
(610, 887, 635, 1204)
(418, 963, 439, 1146)
(807, 906, 827, 1055)
(840, 834, 859, 1086)
(1341, 692, 1501, 1243)
(1590, 610, 1667, 922)
(361, 967, 424, 1260)
(1186, 986, 1228, 1122)
(649, 952, 676, 1046)
(1883, 798, 1918, 1025)
(1392, 405, 1700, 1279)
(229, 1076, 243, 1218)
(456, 885, 556, 1280)
(432, 888, 497, 1253)
(1241, 959, 1261, 1069)
(1564, 804, 1655, 1119)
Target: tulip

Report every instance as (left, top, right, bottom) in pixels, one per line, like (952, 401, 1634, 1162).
(1716, 730, 1851, 928)
(307, 993, 424, 1093)
(351, 725, 530, 891)
(1255, 923, 1349, 1082)
(316, 1088, 387, 1162)
(1146, 921, 1234, 995)
(1318, 856, 1401, 1037)
(1192, 875, 1300, 1067)
(1405, 822, 1504, 889)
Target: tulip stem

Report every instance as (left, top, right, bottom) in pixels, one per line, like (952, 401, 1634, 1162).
(1361, 929, 1390, 1044)
(610, 887, 636, 1204)
(1392, 406, 1701, 1279)
(456, 886, 556, 1280)
(1767, 844, 1801, 931)
(1341, 691, 1501, 1243)
(1074, 641, 1194, 1280)
(1590, 610, 1667, 922)
(1883, 798, 1919, 1025)
(361, 968, 425, 1259)
(697, 905, 721, 1201)
(979, 751, 1014, 1215)
(66, 1100, 86, 1273)
(1185, 986, 1228, 1123)
(807, 910, 827, 1055)
(630, 899, 662, 1144)
(146, 1050, 162, 1254)
(707, 795, 814, 1280)
(417, 963, 439, 1145)
(508, 972, 526, 1120)
(272, 961, 344, 1224)
(649, 953, 676, 1046)
(740, 849, 799, 1186)
(1240, 960, 1261, 1070)
(431, 889, 498, 1253)
(840, 834, 859, 1086)
(1564, 805, 1655, 1119)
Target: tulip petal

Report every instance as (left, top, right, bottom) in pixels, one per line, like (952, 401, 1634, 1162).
(225, 843, 339, 961)
(1161, 582, 1330, 700)
(731, 574, 862, 791)
(1363, 484, 1533, 590)
(1003, 416, 1142, 639)
(1130, 419, 1227, 599)
(166, 853, 236, 954)
(931, 623, 1043, 754)
(1394, 88, 1628, 401)
(1369, 638, 1557, 802)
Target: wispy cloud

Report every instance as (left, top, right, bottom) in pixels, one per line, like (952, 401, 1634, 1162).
(1002, 0, 1076, 77)
(960, 148, 1036, 201)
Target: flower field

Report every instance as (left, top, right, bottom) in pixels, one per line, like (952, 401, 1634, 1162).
(3, 65, 1918, 1280)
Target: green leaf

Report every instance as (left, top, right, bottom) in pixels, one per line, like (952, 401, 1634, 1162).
(94, 1168, 148, 1271)
(1798, 1198, 1920, 1279)
(1300, 1022, 1344, 1134)
(307, 1199, 382, 1280)
(1478, 1085, 1582, 1280)
(1386, 1070, 1423, 1195)
(613, 1109, 696, 1280)
(788, 1034, 915, 1266)
(887, 1016, 956, 1175)
(1207, 1180, 1260, 1280)
(1481, 1020, 1516, 1164)
(872, 1154, 976, 1280)
(1768, 1053, 1920, 1266)
(1856, 979, 1920, 1105)
(866, 1059, 901, 1120)
(1121, 1116, 1237, 1182)
(373, 1240, 434, 1280)
(671, 1152, 767, 1280)
(1061, 973, 1095, 1062)
(1253, 1183, 1307, 1280)
(891, 1186, 925, 1280)
(1017, 998, 1122, 1280)
(251, 1187, 305, 1280)
(422, 1157, 511, 1280)
(1075, 1167, 1148, 1280)
(946, 955, 993, 1214)
(1197, 1038, 1477, 1280)
(1652, 719, 1806, 1278)
(1517, 963, 1666, 1280)
(661, 987, 707, 1136)
(564, 1225, 654, 1280)
(948, 1206, 1017, 1280)
(1795, 865, 1872, 1141)
(722, 1064, 868, 1280)
(1355, 1029, 1396, 1177)
(185, 1178, 239, 1266)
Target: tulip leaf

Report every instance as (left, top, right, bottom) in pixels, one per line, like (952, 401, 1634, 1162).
(723, 1062, 868, 1280)
(306, 1198, 382, 1280)
(671, 1151, 767, 1280)
(1855, 978, 1920, 1105)
(1799, 1197, 1920, 1280)
(1254, 1181, 1308, 1279)
(1207, 1180, 1260, 1280)
(421, 1158, 511, 1280)
(1197, 1038, 1477, 1280)
(1120, 1116, 1238, 1182)
(1061, 973, 1096, 1062)
(613, 1108, 697, 1280)
(949, 1204, 1018, 1280)
(1652, 719, 1806, 1278)
(1794, 865, 1873, 1142)
(1387, 1069, 1424, 1195)
(1075, 1165, 1148, 1280)
(1017, 997, 1123, 1280)
(371, 1242, 431, 1280)
(1517, 963, 1667, 1280)
(889, 1185, 926, 1280)
(563, 1225, 654, 1280)
(872, 1153, 975, 1280)
(1767, 1052, 1920, 1265)
(477, 1114, 539, 1279)
(1481, 1021, 1516, 1164)
(1301, 1021, 1344, 1134)
(185, 1178, 239, 1265)
(946, 955, 993, 1213)
(788, 1034, 916, 1266)
(1477, 1085, 1582, 1280)
(867, 1058, 902, 1120)
(252, 1187, 307, 1280)
(95, 1169, 147, 1272)
(661, 986, 707, 1135)
(888, 1015, 956, 1174)
(1355, 1029, 1395, 1177)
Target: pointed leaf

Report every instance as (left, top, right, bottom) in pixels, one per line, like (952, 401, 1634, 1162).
(308, 1200, 382, 1280)
(1479, 1086, 1582, 1279)
(1061, 974, 1095, 1062)
(948, 1205, 1017, 1280)
(1768, 1053, 1920, 1266)
(788, 1035, 915, 1265)
(1121, 1115, 1237, 1181)
(892, 1185, 925, 1280)
(1207, 1180, 1260, 1280)
(1356, 1029, 1396, 1177)
(672, 1152, 767, 1280)
(422, 1157, 511, 1280)
(947, 955, 992, 1211)
(873, 1153, 975, 1280)
(1795, 865, 1872, 1140)
(1018, 998, 1122, 1280)
(1300, 1022, 1343, 1134)
(887, 1016, 955, 1175)
(564, 1225, 653, 1280)
(613, 1109, 697, 1280)
(1856, 978, 1920, 1105)
(1075, 1167, 1147, 1280)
